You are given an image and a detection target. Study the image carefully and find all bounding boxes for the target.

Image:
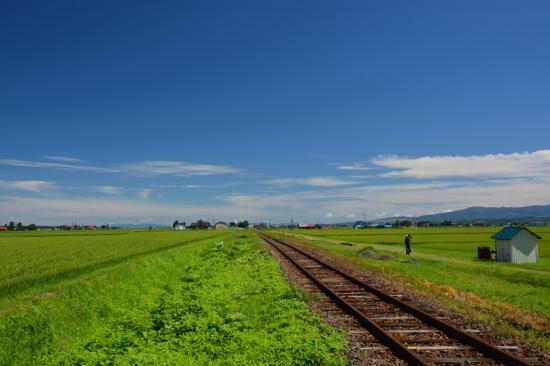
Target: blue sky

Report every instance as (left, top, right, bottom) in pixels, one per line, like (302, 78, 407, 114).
(2, 1, 550, 225)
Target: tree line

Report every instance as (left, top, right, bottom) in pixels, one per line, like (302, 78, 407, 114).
(1, 221, 38, 231)
(172, 219, 250, 229)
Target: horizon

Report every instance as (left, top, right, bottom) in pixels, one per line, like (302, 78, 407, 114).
(4, 202, 550, 227)
(2, 1, 550, 225)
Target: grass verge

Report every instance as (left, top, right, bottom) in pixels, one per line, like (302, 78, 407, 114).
(1, 230, 348, 365)
(268, 230, 550, 350)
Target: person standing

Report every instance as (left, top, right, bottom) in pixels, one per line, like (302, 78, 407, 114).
(404, 234, 412, 255)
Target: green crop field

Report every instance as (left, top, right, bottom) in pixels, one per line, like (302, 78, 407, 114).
(2, 227, 549, 364)
(267, 227, 550, 348)
(0, 229, 347, 365)
(0, 229, 224, 307)
(280, 226, 550, 268)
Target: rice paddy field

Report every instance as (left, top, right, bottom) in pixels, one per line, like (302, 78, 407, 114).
(267, 226, 550, 348)
(0, 230, 224, 305)
(0, 229, 346, 365)
(2, 226, 549, 365)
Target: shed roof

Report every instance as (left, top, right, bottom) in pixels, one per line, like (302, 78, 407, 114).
(491, 227, 542, 240)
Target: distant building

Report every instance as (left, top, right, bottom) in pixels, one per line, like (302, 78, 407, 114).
(298, 223, 316, 229)
(215, 221, 228, 230)
(353, 221, 368, 229)
(0, 226, 7, 231)
(491, 227, 540, 263)
(174, 223, 187, 230)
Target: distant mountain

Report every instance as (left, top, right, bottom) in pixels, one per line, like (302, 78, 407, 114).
(414, 204, 550, 223)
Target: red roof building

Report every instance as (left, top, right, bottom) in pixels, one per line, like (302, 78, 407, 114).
(0, 226, 7, 231)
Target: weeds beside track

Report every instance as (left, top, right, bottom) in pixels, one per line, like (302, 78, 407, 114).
(259, 232, 546, 365)
(1, 230, 348, 365)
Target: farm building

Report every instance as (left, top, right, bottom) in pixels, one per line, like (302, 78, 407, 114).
(0, 226, 7, 231)
(491, 227, 540, 263)
(215, 221, 228, 230)
(174, 223, 187, 230)
(298, 223, 316, 229)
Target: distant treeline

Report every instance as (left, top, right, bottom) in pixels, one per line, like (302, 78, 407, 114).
(172, 219, 250, 229)
(0, 222, 121, 231)
(1, 222, 37, 231)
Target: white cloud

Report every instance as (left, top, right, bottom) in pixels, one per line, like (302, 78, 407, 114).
(0, 196, 266, 225)
(3, 178, 550, 224)
(95, 186, 122, 195)
(221, 178, 550, 221)
(44, 156, 82, 162)
(0, 180, 56, 192)
(120, 160, 241, 177)
(0, 159, 117, 173)
(0, 158, 240, 177)
(264, 177, 358, 187)
(327, 180, 550, 218)
(349, 175, 376, 179)
(337, 163, 373, 171)
(222, 193, 306, 210)
(181, 184, 213, 189)
(373, 150, 550, 178)
(139, 189, 152, 199)
(151, 182, 245, 190)
(5, 151, 550, 223)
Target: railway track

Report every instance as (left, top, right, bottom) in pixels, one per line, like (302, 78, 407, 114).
(258, 232, 540, 366)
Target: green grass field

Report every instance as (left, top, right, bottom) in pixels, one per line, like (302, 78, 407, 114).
(0, 229, 225, 310)
(267, 227, 550, 348)
(0, 229, 347, 365)
(286, 226, 550, 268)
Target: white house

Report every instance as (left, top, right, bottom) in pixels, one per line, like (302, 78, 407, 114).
(491, 227, 540, 263)
(174, 223, 187, 230)
(215, 221, 228, 230)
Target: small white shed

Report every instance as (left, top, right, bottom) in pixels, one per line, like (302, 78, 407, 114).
(491, 227, 540, 263)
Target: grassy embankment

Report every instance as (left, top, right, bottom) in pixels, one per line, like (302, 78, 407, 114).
(267, 227, 550, 349)
(0, 229, 347, 365)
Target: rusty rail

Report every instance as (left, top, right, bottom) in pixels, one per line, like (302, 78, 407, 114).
(258, 232, 533, 366)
